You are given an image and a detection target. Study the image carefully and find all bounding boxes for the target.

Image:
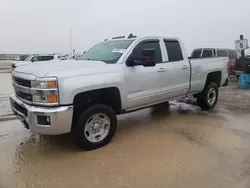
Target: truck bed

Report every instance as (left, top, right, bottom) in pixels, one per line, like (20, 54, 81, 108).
(188, 57, 229, 94)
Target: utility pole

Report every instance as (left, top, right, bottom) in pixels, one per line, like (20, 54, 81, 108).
(70, 28, 72, 58)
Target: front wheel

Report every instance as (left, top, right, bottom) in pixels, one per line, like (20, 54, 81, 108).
(196, 82, 218, 110)
(72, 104, 117, 150)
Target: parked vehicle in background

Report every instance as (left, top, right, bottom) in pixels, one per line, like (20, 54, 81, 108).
(190, 48, 238, 76)
(57, 54, 69, 60)
(16, 55, 30, 61)
(10, 35, 228, 150)
(234, 57, 250, 79)
(12, 54, 61, 69)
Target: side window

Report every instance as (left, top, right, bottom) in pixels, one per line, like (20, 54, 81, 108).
(191, 50, 202, 58)
(229, 51, 237, 59)
(217, 50, 228, 57)
(45, 56, 54, 61)
(202, 50, 213, 57)
(131, 41, 162, 64)
(164, 40, 183, 62)
(43, 56, 48, 61)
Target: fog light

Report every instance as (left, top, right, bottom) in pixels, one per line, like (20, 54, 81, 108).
(37, 116, 50, 126)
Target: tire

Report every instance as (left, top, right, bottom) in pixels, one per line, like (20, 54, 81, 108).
(196, 82, 218, 110)
(223, 77, 229, 86)
(236, 75, 240, 81)
(72, 104, 117, 150)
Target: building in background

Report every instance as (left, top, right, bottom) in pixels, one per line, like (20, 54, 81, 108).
(0, 54, 27, 60)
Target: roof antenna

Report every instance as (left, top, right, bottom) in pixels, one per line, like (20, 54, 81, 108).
(128, 33, 136, 39)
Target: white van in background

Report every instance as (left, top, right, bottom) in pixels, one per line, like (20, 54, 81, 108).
(12, 54, 62, 69)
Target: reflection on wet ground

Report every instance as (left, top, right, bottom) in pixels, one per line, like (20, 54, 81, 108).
(1, 80, 250, 188)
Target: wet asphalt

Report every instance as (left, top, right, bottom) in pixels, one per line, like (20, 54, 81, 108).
(0, 73, 250, 188)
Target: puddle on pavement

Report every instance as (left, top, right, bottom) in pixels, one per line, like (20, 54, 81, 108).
(1, 102, 250, 188)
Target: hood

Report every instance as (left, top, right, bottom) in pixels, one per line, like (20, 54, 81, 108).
(14, 60, 122, 78)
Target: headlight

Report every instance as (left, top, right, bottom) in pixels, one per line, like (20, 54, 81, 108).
(32, 94, 58, 104)
(30, 78, 58, 105)
(31, 80, 57, 89)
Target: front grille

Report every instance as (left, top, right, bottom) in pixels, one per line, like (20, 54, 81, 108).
(10, 99, 28, 116)
(16, 91, 32, 102)
(12, 77, 31, 87)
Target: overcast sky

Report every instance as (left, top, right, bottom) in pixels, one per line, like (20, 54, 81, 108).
(1, 0, 250, 55)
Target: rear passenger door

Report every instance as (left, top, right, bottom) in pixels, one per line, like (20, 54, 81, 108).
(162, 39, 191, 98)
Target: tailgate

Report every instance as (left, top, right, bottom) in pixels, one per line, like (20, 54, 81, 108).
(234, 59, 250, 73)
(235, 60, 243, 71)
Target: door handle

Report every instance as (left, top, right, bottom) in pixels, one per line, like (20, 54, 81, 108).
(158, 68, 167, 72)
(181, 65, 189, 69)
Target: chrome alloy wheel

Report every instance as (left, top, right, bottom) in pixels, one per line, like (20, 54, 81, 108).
(207, 88, 216, 106)
(84, 113, 111, 143)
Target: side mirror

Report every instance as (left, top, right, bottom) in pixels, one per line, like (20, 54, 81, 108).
(31, 59, 35, 62)
(141, 49, 156, 67)
(126, 48, 156, 67)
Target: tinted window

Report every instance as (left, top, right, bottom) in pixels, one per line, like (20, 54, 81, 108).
(191, 50, 202, 58)
(43, 56, 54, 61)
(228, 51, 237, 59)
(131, 41, 162, 63)
(217, 50, 228, 57)
(32, 56, 54, 62)
(164, 40, 183, 62)
(202, 50, 213, 57)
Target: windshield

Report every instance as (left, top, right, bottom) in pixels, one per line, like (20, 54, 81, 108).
(24, 55, 33, 61)
(77, 40, 134, 64)
(18, 55, 29, 61)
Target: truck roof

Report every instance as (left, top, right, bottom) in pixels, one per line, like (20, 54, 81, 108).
(108, 36, 180, 42)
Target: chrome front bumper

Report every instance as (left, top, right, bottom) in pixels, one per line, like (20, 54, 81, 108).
(10, 94, 73, 135)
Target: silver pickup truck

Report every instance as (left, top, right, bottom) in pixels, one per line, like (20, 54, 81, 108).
(10, 35, 229, 150)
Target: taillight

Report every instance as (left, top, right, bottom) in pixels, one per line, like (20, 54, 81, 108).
(227, 61, 230, 72)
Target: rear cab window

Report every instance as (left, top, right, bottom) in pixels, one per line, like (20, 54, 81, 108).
(164, 39, 183, 62)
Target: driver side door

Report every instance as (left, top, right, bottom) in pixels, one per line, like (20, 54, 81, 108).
(124, 39, 166, 110)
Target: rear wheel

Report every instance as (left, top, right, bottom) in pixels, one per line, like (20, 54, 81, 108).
(196, 82, 218, 110)
(72, 104, 117, 150)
